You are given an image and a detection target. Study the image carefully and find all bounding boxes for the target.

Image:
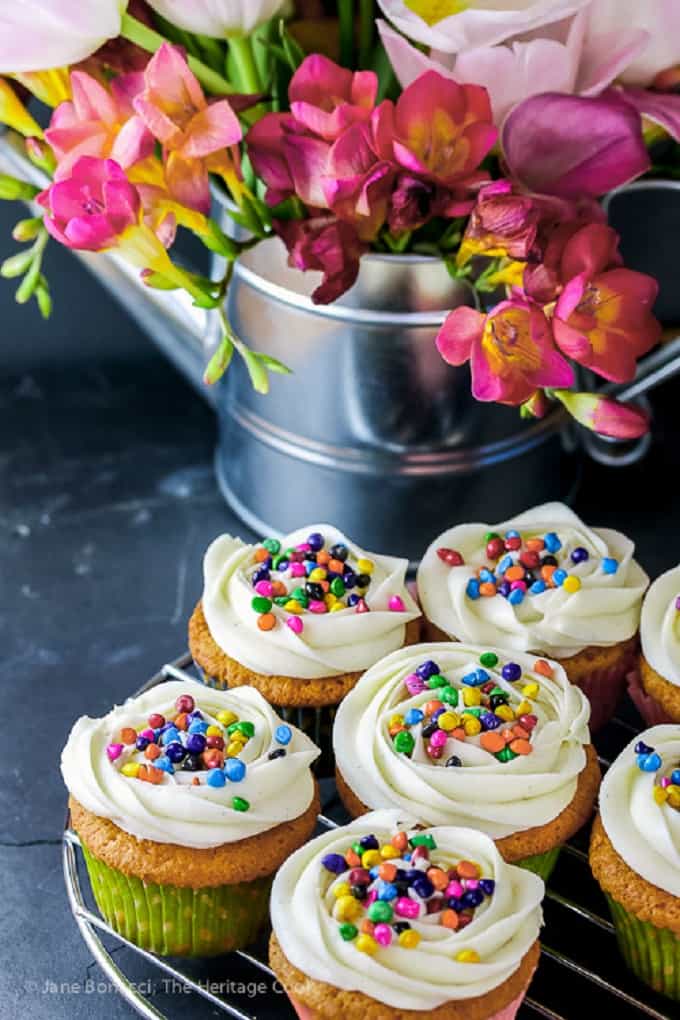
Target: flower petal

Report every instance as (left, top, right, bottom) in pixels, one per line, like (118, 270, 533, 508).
(435, 306, 485, 365)
(618, 87, 680, 143)
(180, 100, 243, 158)
(552, 390, 650, 438)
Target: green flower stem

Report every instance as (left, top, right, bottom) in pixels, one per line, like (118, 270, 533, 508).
(228, 35, 262, 94)
(339, 0, 356, 69)
(358, 0, 375, 69)
(120, 13, 234, 95)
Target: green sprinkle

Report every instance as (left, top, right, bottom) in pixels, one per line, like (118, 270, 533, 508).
(330, 577, 346, 597)
(339, 923, 358, 941)
(291, 587, 308, 606)
(251, 596, 273, 613)
(232, 796, 250, 811)
(410, 834, 436, 849)
(228, 721, 255, 738)
(262, 538, 281, 554)
(440, 686, 459, 706)
(272, 554, 288, 569)
(495, 747, 517, 763)
(462, 707, 481, 718)
(274, 596, 290, 606)
(426, 674, 447, 689)
(490, 686, 506, 697)
(368, 901, 393, 923)
(484, 532, 500, 543)
(480, 652, 499, 668)
(393, 730, 415, 755)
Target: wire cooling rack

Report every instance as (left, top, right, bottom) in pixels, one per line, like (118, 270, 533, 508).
(63, 654, 675, 1020)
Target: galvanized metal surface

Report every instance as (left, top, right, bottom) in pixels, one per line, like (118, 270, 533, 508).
(63, 653, 676, 1020)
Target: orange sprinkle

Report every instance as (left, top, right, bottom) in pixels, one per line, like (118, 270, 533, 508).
(346, 849, 361, 867)
(145, 743, 161, 761)
(392, 832, 408, 851)
(534, 658, 554, 677)
(480, 582, 497, 597)
(526, 538, 545, 551)
(316, 550, 330, 564)
(320, 580, 330, 592)
(480, 732, 505, 753)
(254, 548, 270, 562)
(257, 612, 276, 631)
(424, 700, 444, 715)
(427, 867, 449, 890)
(137, 764, 149, 782)
(510, 738, 532, 755)
(452, 727, 466, 742)
(271, 580, 287, 596)
(329, 558, 345, 573)
(457, 860, 480, 880)
(379, 863, 398, 882)
(511, 725, 530, 741)
(361, 920, 375, 935)
(192, 777, 201, 786)
(441, 909, 460, 930)
(175, 712, 189, 731)
(389, 725, 407, 737)
(120, 727, 137, 745)
(503, 729, 515, 744)
(541, 564, 557, 582)
(505, 565, 524, 582)
(145, 766, 164, 785)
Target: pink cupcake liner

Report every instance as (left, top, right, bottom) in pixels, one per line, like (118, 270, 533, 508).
(626, 668, 674, 726)
(288, 974, 533, 1019)
(569, 659, 630, 733)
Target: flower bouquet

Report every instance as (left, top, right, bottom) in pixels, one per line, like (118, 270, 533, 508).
(0, 0, 678, 436)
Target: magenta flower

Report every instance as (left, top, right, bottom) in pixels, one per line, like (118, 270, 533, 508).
(552, 390, 650, 439)
(502, 91, 650, 198)
(133, 43, 243, 213)
(392, 71, 497, 190)
(289, 54, 378, 141)
(276, 216, 367, 305)
(458, 179, 539, 266)
(46, 71, 153, 180)
(38, 156, 140, 251)
(436, 295, 573, 406)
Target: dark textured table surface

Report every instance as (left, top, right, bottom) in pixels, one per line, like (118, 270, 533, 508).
(1, 196, 677, 1020)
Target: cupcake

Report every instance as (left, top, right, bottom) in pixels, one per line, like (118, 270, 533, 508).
(334, 644, 599, 880)
(270, 809, 544, 1020)
(590, 725, 680, 999)
(628, 566, 680, 725)
(417, 502, 648, 730)
(189, 526, 420, 751)
(61, 680, 320, 957)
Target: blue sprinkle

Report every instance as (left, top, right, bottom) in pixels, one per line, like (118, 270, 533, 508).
(207, 768, 226, 788)
(479, 879, 496, 896)
(224, 758, 246, 782)
(498, 555, 513, 574)
(304, 560, 316, 573)
(479, 568, 495, 583)
(416, 660, 440, 680)
(508, 588, 525, 605)
(502, 662, 522, 682)
(635, 741, 652, 755)
(369, 866, 380, 879)
(466, 578, 481, 600)
(276, 724, 292, 746)
(378, 882, 398, 901)
(672, 770, 680, 786)
(403, 852, 411, 862)
(637, 752, 662, 772)
(544, 532, 562, 553)
(188, 720, 208, 734)
(602, 557, 619, 575)
(475, 668, 490, 684)
(553, 569, 568, 586)
(462, 670, 487, 687)
(405, 708, 424, 726)
(498, 581, 511, 598)
(481, 712, 501, 730)
(154, 756, 174, 774)
(505, 529, 520, 539)
(530, 580, 547, 595)
(161, 727, 180, 746)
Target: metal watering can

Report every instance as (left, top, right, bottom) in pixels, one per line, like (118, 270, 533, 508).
(2, 131, 679, 561)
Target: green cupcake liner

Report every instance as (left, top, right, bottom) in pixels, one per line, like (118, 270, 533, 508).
(82, 845, 272, 957)
(516, 845, 561, 881)
(606, 894, 680, 1000)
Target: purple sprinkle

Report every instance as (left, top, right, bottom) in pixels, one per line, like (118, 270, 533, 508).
(321, 853, 348, 875)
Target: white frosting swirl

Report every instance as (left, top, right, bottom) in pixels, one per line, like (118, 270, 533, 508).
(417, 502, 648, 658)
(641, 565, 680, 687)
(599, 725, 680, 897)
(271, 809, 544, 1010)
(61, 681, 320, 848)
(202, 525, 420, 679)
(334, 643, 591, 839)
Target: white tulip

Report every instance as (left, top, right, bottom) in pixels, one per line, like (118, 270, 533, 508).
(0, 0, 128, 73)
(145, 0, 289, 39)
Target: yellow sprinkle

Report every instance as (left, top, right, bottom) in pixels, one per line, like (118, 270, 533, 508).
(456, 949, 481, 964)
(463, 687, 481, 707)
(516, 700, 532, 716)
(121, 762, 140, 778)
(330, 603, 345, 612)
(333, 882, 351, 900)
(216, 710, 237, 727)
(380, 844, 399, 859)
(438, 711, 460, 731)
(398, 930, 421, 949)
(355, 934, 378, 955)
(309, 567, 327, 581)
(284, 599, 304, 614)
(206, 725, 222, 737)
(357, 558, 374, 575)
(522, 682, 539, 699)
(324, 593, 337, 606)
(226, 742, 243, 757)
(563, 575, 582, 593)
(494, 704, 515, 722)
(389, 714, 405, 730)
(334, 896, 363, 922)
(668, 786, 680, 809)
(463, 715, 481, 736)
(654, 786, 669, 805)
(362, 850, 382, 869)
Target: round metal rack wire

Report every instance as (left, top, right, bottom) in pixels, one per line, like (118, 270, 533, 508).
(63, 654, 676, 1020)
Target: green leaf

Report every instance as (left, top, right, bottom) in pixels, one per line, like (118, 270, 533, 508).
(241, 349, 270, 394)
(201, 220, 240, 259)
(1, 249, 34, 278)
(204, 335, 235, 385)
(258, 353, 292, 375)
(0, 174, 39, 202)
(280, 22, 306, 72)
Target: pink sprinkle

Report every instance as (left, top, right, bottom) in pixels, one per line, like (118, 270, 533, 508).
(510, 580, 527, 592)
(290, 563, 306, 577)
(255, 580, 274, 597)
(355, 598, 370, 614)
(395, 896, 421, 919)
(308, 600, 327, 614)
(139, 728, 155, 741)
(365, 889, 378, 907)
(287, 616, 304, 635)
(661, 776, 672, 788)
(374, 923, 392, 946)
(388, 595, 405, 612)
(430, 729, 448, 749)
(406, 674, 426, 695)
(675, 595, 680, 611)
(428, 745, 444, 759)
(296, 543, 312, 553)
(464, 879, 479, 891)
(446, 880, 463, 898)
(106, 743, 123, 762)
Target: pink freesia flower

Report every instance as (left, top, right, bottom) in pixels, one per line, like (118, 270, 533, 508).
(46, 71, 153, 181)
(289, 54, 378, 141)
(378, 8, 647, 125)
(391, 71, 496, 190)
(457, 179, 538, 266)
(502, 91, 650, 199)
(524, 215, 611, 303)
(436, 295, 573, 405)
(276, 216, 367, 305)
(37, 155, 140, 251)
(552, 390, 650, 438)
(553, 225, 660, 382)
(133, 43, 243, 213)
(247, 113, 298, 206)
